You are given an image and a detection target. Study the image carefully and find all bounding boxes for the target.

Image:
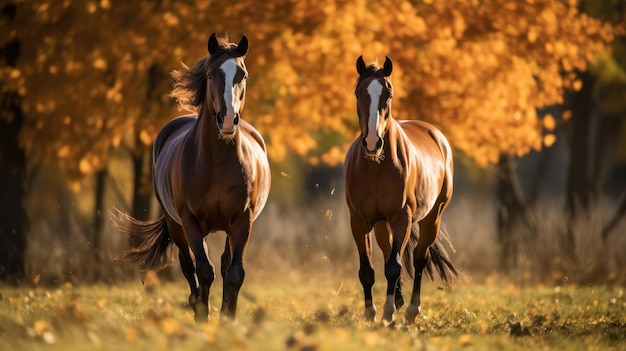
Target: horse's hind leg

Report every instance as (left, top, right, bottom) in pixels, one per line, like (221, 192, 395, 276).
(405, 207, 442, 324)
(373, 222, 404, 309)
(181, 211, 214, 322)
(166, 216, 199, 308)
(220, 236, 231, 314)
(351, 215, 376, 323)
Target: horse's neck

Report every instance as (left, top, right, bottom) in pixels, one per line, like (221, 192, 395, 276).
(382, 117, 407, 170)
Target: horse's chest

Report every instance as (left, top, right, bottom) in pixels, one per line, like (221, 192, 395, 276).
(190, 167, 248, 204)
(349, 176, 407, 220)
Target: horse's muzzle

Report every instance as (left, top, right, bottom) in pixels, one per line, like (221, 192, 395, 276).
(362, 136, 383, 157)
(216, 112, 240, 134)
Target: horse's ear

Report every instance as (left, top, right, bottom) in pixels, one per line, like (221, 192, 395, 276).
(356, 55, 366, 75)
(208, 33, 219, 55)
(383, 56, 393, 77)
(237, 34, 249, 56)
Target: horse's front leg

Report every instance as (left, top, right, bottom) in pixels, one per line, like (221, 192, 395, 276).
(373, 222, 404, 310)
(220, 236, 231, 314)
(220, 217, 251, 318)
(350, 215, 376, 323)
(382, 211, 411, 324)
(181, 211, 214, 322)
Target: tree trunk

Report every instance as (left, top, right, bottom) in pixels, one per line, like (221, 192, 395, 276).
(564, 71, 595, 253)
(131, 141, 153, 221)
(0, 5, 26, 284)
(496, 155, 536, 271)
(128, 136, 154, 249)
(0, 91, 26, 284)
(601, 193, 626, 241)
(565, 71, 594, 216)
(90, 169, 107, 280)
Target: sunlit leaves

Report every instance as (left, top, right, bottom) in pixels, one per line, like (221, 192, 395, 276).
(1, 0, 618, 183)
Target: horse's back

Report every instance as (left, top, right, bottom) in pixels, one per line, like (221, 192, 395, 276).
(398, 119, 454, 208)
(152, 115, 197, 224)
(397, 119, 452, 166)
(153, 115, 196, 160)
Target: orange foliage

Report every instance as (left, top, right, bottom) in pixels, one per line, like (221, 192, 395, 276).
(0, 0, 618, 182)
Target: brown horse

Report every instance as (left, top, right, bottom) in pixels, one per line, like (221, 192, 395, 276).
(113, 33, 271, 322)
(344, 55, 459, 325)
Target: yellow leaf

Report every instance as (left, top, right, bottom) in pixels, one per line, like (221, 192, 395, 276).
(572, 79, 583, 91)
(97, 298, 107, 308)
(163, 12, 179, 26)
(459, 333, 472, 346)
(139, 130, 152, 145)
(325, 209, 333, 220)
(79, 158, 92, 174)
(562, 110, 572, 121)
(543, 114, 556, 131)
(543, 134, 557, 148)
(160, 317, 183, 335)
(57, 145, 70, 158)
(33, 320, 50, 334)
(112, 134, 122, 147)
(125, 327, 138, 341)
(93, 58, 107, 70)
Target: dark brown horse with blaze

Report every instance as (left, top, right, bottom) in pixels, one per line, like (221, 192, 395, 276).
(344, 55, 459, 325)
(114, 33, 271, 322)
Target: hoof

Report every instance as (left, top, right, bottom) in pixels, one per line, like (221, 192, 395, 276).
(382, 311, 395, 325)
(364, 305, 377, 323)
(193, 304, 210, 323)
(382, 296, 396, 324)
(404, 303, 420, 325)
(383, 316, 396, 328)
(194, 313, 209, 323)
(190, 295, 210, 323)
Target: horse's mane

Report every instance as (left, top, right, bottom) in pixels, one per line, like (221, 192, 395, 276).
(170, 36, 239, 114)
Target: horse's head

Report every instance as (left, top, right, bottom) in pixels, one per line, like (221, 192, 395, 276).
(205, 33, 249, 139)
(355, 55, 394, 159)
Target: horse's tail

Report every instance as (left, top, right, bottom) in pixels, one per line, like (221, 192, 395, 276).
(111, 209, 174, 271)
(402, 223, 460, 283)
(425, 223, 460, 282)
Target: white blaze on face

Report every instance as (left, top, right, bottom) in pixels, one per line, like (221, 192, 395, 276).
(365, 79, 383, 151)
(220, 58, 240, 130)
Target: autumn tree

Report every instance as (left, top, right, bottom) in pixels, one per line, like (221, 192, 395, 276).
(1, 0, 620, 280)
(5, 0, 616, 184)
(564, 0, 626, 244)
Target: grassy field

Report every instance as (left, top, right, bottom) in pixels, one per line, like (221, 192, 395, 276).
(0, 274, 624, 351)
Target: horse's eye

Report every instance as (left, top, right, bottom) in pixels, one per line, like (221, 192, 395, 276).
(207, 74, 213, 80)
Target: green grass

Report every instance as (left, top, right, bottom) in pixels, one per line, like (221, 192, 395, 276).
(0, 276, 624, 350)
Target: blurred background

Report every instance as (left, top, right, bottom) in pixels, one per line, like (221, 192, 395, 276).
(1, 0, 625, 286)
